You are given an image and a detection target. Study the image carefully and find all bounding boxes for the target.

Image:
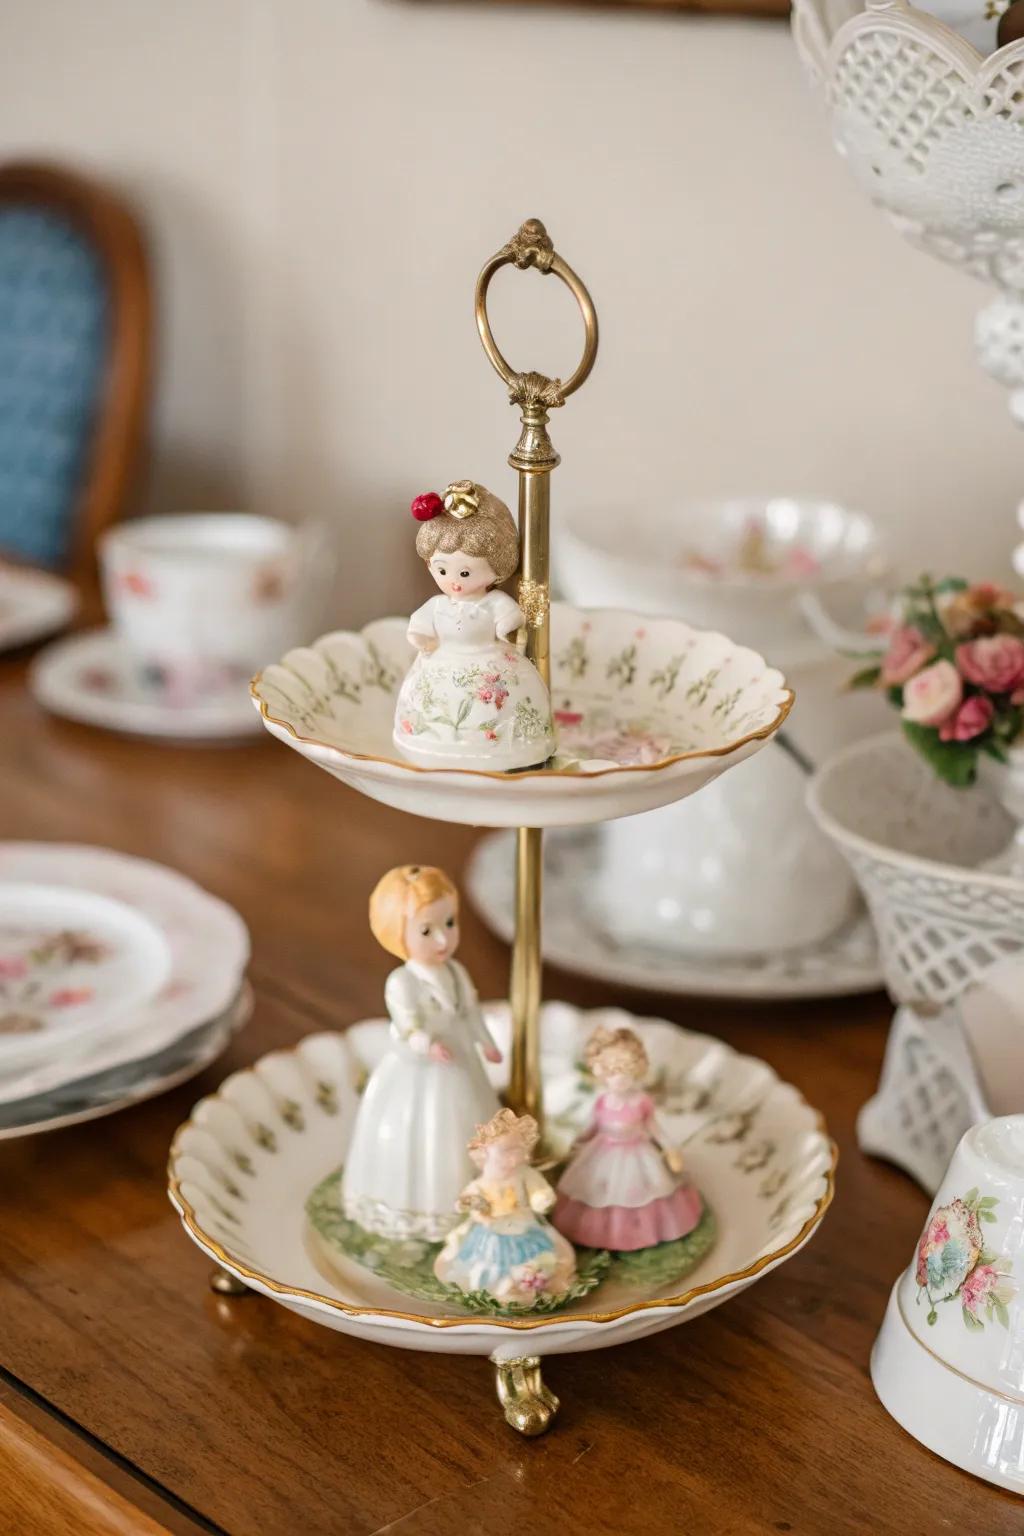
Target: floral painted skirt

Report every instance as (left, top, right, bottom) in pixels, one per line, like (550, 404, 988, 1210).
(393, 644, 555, 770)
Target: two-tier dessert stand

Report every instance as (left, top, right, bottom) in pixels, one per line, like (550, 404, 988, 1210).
(168, 221, 835, 1434)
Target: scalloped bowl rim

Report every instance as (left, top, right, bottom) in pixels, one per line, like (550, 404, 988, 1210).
(250, 606, 795, 784)
(807, 0, 1024, 79)
(167, 1018, 836, 1334)
(808, 732, 1024, 894)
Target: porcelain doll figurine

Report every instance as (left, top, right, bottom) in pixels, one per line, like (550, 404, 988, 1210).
(553, 1026, 703, 1251)
(340, 865, 502, 1241)
(434, 1108, 577, 1307)
(392, 480, 556, 771)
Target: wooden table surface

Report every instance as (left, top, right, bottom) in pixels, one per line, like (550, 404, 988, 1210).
(0, 653, 1020, 1536)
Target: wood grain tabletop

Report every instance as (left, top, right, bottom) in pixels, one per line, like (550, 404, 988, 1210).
(0, 654, 1019, 1536)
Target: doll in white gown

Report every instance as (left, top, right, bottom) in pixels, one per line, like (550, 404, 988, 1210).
(341, 865, 502, 1242)
(393, 480, 555, 771)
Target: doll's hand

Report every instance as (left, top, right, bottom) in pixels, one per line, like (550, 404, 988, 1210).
(429, 1040, 453, 1064)
(483, 1046, 502, 1065)
(664, 1147, 684, 1175)
(409, 632, 438, 653)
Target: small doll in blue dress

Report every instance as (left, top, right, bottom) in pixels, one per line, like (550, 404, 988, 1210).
(434, 1108, 577, 1308)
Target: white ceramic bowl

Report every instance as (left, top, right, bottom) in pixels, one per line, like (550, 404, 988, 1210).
(169, 1002, 835, 1365)
(252, 605, 792, 829)
(555, 497, 884, 668)
(872, 1115, 1024, 1492)
(100, 514, 331, 697)
(589, 743, 857, 958)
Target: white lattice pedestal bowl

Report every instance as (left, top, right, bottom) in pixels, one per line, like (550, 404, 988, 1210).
(809, 733, 1024, 1191)
(251, 605, 792, 829)
(793, 0, 1024, 478)
(168, 1003, 834, 1433)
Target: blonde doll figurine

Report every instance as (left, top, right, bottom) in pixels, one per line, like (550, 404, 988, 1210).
(553, 1026, 703, 1252)
(434, 1109, 577, 1308)
(341, 866, 502, 1242)
(393, 480, 555, 771)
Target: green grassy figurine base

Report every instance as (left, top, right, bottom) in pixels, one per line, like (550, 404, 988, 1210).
(307, 1168, 716, 1317)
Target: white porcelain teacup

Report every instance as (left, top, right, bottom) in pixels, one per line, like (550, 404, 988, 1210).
(872, 1115, 1024, 1491)
(100, 514, 332, 702)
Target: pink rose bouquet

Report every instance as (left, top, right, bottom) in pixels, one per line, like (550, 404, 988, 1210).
(851, 576, 1024, 787)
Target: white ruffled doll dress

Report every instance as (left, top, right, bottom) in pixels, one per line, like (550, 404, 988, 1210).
(340, 959, 501, 1241)
(393, 589, 555, 771)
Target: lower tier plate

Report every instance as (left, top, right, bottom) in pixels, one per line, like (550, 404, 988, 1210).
(168, 1002, 834, 1362)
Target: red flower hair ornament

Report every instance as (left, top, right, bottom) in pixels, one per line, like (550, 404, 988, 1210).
(410, 492, 444, 522)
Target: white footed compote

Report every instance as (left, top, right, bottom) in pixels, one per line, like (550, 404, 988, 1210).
(873, 1115, 1024, 1492)
(394, 482, 555, 771)
(341, 865, 501, 1243)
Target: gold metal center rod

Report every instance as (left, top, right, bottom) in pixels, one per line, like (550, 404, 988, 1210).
(507, 467, 551, 1123)
(474, 218, 598, 1134)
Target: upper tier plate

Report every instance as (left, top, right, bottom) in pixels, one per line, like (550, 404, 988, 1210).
(252, 604, 793, 828)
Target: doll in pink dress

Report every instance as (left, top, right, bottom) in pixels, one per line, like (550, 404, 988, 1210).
(553, 1026, 703, 1252)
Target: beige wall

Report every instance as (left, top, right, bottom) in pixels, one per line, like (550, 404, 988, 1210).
(2, 0, 1018, 623)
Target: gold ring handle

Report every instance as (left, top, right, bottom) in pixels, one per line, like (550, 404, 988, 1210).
(475, 219, 598, 404)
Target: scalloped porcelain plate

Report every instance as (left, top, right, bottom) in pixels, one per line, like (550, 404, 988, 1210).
(0, 844, 250, 1103)
(251, 605, 793, 829)
(168, 1002, 835, 1362)
(466, 830, 883, 1001)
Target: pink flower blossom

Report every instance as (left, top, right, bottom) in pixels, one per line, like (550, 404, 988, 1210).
(902, 660, 962, 728)
(478, 689, 494, 703)
(940, 694, 995, 742)
(555, 708, 583, 727)
(485, 729, 498, 741)
(400, 719, 413, 734)
(881, 626, 936, 687)
(49, 987, 93, 1007)
(962, 1264, 999, 1315)
(955, 635, 1024, 694)
(0, 956, 27, 979)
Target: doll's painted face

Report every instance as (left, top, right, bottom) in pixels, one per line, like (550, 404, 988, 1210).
(404, 893, 459, 966)
(428, 550, 495, 600)
(480, 1132, 525, 1180)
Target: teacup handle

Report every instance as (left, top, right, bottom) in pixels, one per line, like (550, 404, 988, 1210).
(295, 519, 337, 634)
(797, 589, 888, 658)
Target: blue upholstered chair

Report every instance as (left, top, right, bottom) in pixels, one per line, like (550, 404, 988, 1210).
(0, 162, 151, 584)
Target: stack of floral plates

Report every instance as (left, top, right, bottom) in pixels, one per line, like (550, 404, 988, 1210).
(0, 844, 250, 1137)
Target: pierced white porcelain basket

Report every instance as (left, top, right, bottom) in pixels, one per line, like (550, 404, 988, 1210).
(251, 604, 792, 829)
(793, 0, 1024, 422)
(809, 733, 1024, 1190)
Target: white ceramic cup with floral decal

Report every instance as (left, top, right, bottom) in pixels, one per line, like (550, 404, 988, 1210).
(871, 1114, 1024, 1492)
(100, 514, 333, 703)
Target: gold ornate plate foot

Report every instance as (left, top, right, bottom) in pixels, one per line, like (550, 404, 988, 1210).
(209, 1265, 249, 1296)
(493, 1354, 559, 1436)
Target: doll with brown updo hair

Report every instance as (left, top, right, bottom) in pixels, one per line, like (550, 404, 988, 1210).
(340, 865, 501, 1243)
(553, 1026, 703, 1252)
(392, 480, 555, 771)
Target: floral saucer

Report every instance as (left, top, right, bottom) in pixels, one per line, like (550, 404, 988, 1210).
(30, 629, 262, 741)
(252, 605, 793, 829)
(169, 1002, 834, 1431)
(0, 984, 251, 1140)
(0, 561, 77, 652)
(0, 844, 249, 1103)
(465, 830, 883, 1001)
